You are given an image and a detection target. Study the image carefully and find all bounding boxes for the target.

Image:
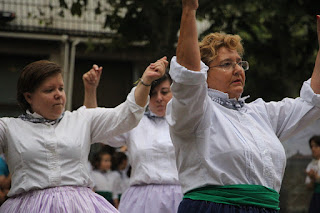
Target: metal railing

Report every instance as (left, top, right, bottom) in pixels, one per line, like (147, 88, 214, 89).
(0, 0, 114, 37)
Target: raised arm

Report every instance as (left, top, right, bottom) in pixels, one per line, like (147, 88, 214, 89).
(134, 56, 168, 107)
(83, 64, 102, 108)
(176, 0, 200, 71)
(311, 15, 320, 93)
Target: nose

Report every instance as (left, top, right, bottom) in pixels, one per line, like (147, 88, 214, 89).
(54, 89, 63, 99)
(233, 63, 244, 75)
(155, 92, 163, 102)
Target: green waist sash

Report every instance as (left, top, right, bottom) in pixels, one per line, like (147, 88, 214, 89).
(184, 184, 280, 210)
(315, 183, 320, 193)
(96, 191, 113, 202)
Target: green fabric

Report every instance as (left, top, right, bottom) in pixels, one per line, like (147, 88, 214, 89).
(96, 191, 113, 202)
(184, 184, 280, 210)
(314, 183, 320, 193)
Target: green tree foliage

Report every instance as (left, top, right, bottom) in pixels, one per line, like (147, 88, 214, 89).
(102, 0, 181, 59)
(61, 0, 320, 101)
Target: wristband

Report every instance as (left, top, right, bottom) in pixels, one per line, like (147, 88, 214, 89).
(138, 78, 152, 86)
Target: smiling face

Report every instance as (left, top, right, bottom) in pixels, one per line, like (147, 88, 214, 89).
(207, 47, 246, 99)
(24, 73, 66, 120)
(148, 80, 172, 117)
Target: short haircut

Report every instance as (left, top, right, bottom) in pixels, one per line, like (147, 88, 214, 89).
(309, 135, 320, 148)
(199, 32, 244, 67)
(150, 72, 172, 96)
(17, 60, 62, 112)
(91, 150, 111, 170)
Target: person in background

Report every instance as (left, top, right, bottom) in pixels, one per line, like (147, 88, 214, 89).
(305, 135, 320, 213)
(90, 150, 116, 205)
(111, 151, 130, 208)
(165, 0, 320, 212)
(0, 155, 10, 205)
(84, 57, 183, 213)
(0, 56, 165, 212)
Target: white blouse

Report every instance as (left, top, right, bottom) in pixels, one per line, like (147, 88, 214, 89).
(111, 170, 130, 199)
(0, 87, 147, 197)
(305, 159, 320, 184)
(166, 56, 320, 194)
(107, 113, 180, 186)
(91, 170, 117, 192)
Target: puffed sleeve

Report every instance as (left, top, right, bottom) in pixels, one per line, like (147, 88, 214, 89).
(252, 79, 320, 141)
(166, 56, 210, 135)
(86, 86, 148, 144)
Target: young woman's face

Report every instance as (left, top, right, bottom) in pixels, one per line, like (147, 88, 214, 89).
(311, 141, 320, 160)
(99, 154, 112, 172)
(149, 80, 172, 117)
(207, 47, 246, 99)
(24, 73, 66, 120)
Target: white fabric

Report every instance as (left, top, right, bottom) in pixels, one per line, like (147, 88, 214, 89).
(166, 56, 320, 194)
(91, 170, 116, 192)
(111, 170, 130, 199)
(107, 114, 180, 186)
(0, 87, 147, 197)
(305, 159, 320, 184)
(118, 184, 182, 213)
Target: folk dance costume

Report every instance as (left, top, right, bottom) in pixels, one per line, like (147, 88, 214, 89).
(305, 159, 320, 212)
(91, 170, 117, 205)
(166, 57, 320, 212)
(108, 111, 183, 213)
(0, 88, 146, 213)
(111, 169, 130, 201)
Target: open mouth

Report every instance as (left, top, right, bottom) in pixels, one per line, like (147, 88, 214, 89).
(232, 79, 242, 84)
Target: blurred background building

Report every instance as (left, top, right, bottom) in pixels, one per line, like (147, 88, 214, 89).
(0, 0, 152, 117)
(0, 1, 319, 212)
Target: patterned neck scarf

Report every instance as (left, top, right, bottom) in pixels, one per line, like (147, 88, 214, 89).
(144, 109, 164, 120)
(19, 111, 65, 125)
(210, 96, 247, 110)
(207, 88, 249, 110)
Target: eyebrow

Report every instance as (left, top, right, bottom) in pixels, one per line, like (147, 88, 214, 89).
(219, 58, 242, 63)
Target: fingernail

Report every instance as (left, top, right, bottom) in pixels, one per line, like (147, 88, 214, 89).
(317, 15, 320, 20)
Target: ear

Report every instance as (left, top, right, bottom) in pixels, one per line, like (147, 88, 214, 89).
(23, 92, 32, 105)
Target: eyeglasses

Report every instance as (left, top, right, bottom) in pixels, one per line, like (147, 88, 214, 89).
(210, 61, 249, 72)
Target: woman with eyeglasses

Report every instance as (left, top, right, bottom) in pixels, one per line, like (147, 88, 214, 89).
(165, 0, 320, 212)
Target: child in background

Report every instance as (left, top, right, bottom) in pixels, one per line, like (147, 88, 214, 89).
(306, 135, 320, 213)
(111, 151, 130, 208)
(91, 150, 117, 206)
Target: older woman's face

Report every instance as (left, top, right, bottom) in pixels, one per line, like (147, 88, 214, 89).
(149, 80, 172, 117)
(24, 73, 66, 120)
(207, 47, 245, 99)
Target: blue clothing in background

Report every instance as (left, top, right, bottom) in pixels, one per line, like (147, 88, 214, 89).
(0, 157, 9, 176)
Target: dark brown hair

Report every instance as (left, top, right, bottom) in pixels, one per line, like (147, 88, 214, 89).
(17, 60, 63, 112)
(309, 135, 320, 148)
(150, 72, 172, 96)
(111, 151, 128, 171)
(91, 150, 112, 170)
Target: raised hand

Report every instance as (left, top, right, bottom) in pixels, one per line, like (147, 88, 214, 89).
(83, 64, 103, 91)
(140, 56, 169, 85)
(83, 64, 102, 108)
